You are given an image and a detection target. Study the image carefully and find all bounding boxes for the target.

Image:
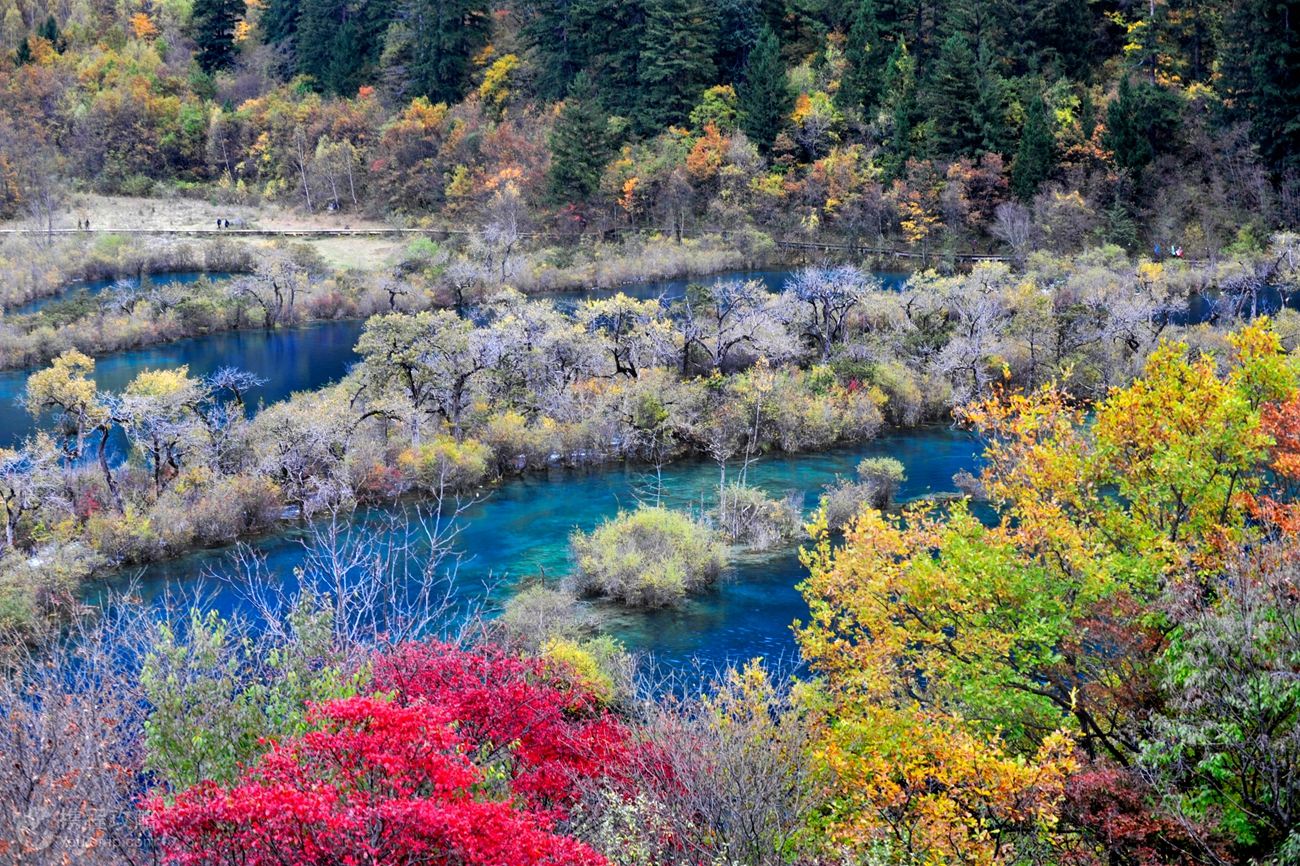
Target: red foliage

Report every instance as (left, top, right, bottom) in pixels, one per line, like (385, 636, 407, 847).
(1060, 765, 1222, 866)
(146, 642, 636, 866)
(1246, 395, 1300, 532)
(369, 641, 635, 816)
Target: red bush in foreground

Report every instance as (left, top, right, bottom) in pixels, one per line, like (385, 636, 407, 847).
(145, 642, 634, 866)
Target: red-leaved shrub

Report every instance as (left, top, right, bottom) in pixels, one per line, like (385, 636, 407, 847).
(145, 641, 635, 865)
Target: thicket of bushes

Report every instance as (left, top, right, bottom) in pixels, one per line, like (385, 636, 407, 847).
(569, 505, 727, 608)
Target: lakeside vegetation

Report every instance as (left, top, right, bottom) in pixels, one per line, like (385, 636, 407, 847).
(8, 248, 1299, 640)
(0, 230, 770, 368)
(5, 320, 1300, 866)
(3, 0, 1300, 863)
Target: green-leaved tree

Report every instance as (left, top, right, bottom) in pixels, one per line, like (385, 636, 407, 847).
(737, 25, 790, 153)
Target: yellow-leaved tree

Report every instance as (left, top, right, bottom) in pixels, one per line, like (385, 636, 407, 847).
(796, 321, 1299, 864)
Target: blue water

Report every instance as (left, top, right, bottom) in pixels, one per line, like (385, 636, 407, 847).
(9, 271, 239, 315)
(0, 321, 366, 451)
(121, 425, 981, 676)
(5, 265, 968, 674)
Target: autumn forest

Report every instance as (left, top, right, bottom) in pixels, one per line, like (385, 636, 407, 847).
(1, 0, 1299, 864)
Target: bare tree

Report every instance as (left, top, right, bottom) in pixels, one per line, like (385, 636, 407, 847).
(676, 278, 775, 373)
(783, 266, 874, 362)
(292, 125, 314, 212)
(992, 200, 1034, 266)
(228, 253, 307, 329)
(17, 145, 65, 244)
(573, 663, 817, 866)
(229, 497, 480, 652)
(0, 435, 60, 551)
(0, 605, 156, 866)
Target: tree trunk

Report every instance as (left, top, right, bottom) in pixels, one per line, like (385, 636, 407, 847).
(97, 429, 124, 512)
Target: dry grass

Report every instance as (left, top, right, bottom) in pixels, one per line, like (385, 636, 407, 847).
(3, 193, 397, 233)
(304, 235, 408, 271)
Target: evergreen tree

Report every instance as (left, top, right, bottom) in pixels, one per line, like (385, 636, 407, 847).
(1220, 0, 1300, 172)
(547, 72, 615, 203)
(36, 14, 60, 50)
(522, 0, 587, 101)
(837, 0, 884, 116)
(191, 0, 242, 72)
(14, 35, 32, 66)
(325, 15, 364, 94)
(1103, 76, 1155, 174)
(880, 38, 919, 177)
(972, 36, 1009, 152)
(524, 0, 647, 106)
(737, 25, 790, 153)
(637, 0, 718, 133)
(261, 0, 299, 45)
(712, 0, 762, 83)
(1010, 0, 1097, 76)
(1011, 91, 1054, 200)
(926, 32, 985, 156)
(297, 0, 394, 94)
(1078, 87, 1097, 140)
(403, 0, 490, 104)
(295, 0, 338, 86)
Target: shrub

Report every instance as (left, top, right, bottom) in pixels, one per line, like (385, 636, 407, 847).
(397, 435, 492, 493)
(710, 484, 803, 549)
(497, 584, 595, 649)
(480, 410, 555, 472)
(819, 457, 906, 530)
(569, 506, 727, 607)
(145, 639, 634, 865)
(188, 475, 283, 544)
(542, 635, 628, 706)
(856, 457, 905, 505)
(141, 605, 360, 790)
(145, 696, 611, 866)
(0, 543, 105, 638)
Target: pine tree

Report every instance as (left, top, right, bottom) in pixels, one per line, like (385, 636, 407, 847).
(403, 0, 490, 104)
(191, 0, 242, 72)
(926, 32, 984, 156)
(737, 25, 790, 153)
(547, 73, 615, 203)
(637, 0, 718, 133)
(36, 14, 59, 50)
(1103, 76, 1154, 174)
(524, 0, 647, 106)
(880, 38, 919, 178)
(325, 15, 364, 94)
(1011, 91, 1054, 200)
(522, 0, 587, 102)
(295, 0, 337, 86)
(1220, 0, 1300, 172)
(713, 0, 761, 83)
(261, 0, 299, 45)
(14, 35, 32, 66)
(972, 38, 1008, 152)
(837, 0, 884, 116)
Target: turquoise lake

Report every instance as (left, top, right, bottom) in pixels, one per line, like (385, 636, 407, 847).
(2, 266, 977, 675)
(124, 424, 980, 677)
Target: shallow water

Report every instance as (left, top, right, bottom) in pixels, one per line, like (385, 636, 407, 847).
(118, 425, 981, 676)
(0, 321, 366, 450)
(7, 265, 973, 675)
